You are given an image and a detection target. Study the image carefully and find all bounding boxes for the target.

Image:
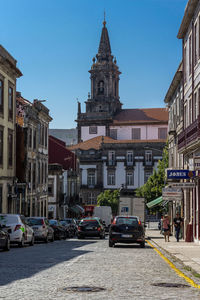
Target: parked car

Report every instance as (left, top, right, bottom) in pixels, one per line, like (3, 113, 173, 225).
(49, 219, 66, 240)
(0, 214, 34, 247)
(26, 217, 54, 242)
(0, 224, 10, 251)
(77, 217, 105, 239)
(109, 216, 145, 248)
(63, 218, 77, 236)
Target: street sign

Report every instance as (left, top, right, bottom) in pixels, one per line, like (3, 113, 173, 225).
(167, 169, 195, 180)
(194, 157, 200, 170)
(170, 182, 195, 188)
(162, 187, 183, 201)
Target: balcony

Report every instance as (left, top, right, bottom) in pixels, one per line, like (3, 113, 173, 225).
(178, 116, 200, 150)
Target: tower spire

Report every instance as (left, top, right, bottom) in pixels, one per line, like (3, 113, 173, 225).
(97, 15, 111, 61)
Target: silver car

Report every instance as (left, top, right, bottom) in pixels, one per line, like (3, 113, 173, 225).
(0, 214, 34, 247)
(26, 217, 54, 242)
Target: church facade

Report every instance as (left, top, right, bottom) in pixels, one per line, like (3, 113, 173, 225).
(70, 20, 168, 214)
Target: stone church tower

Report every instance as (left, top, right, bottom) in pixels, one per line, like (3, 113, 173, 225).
(76, 20, 122, 142)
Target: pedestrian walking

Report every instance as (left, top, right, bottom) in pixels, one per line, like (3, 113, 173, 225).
(163, 214, 170, 242)
(173, 213, 183, 242)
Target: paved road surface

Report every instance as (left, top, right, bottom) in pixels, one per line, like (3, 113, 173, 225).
(0, 237, 200, 299)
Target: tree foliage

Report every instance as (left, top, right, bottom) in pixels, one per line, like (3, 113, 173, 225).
(135, 142, 168, 208)
(97, 189, 120, 215)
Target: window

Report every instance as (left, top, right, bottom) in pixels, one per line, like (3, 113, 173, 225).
(87, 193, 97, 205)
(8, 131, 13, 167)
(110, 129, 117, 140)
(0, 127, 3, 165)
(0, 79, 3, 114)
(158, 128, 167, 139)
(145, 150, 152, 165)
(48, 184, 54, 196)
(98, 80, 104, 95)
(8, 87, 13, 120)
(29, 128, 32, 148)
(0, 185, 2, 213)
(184, 46, 187, 83)
(89, 126, 97, 134)
(38, 162, 40, 184)
(87, 170, 95, 187)
(33, 129, 36, 149)
(28, 162, 31, 185)
(127, 151, 133, 166)
(194, 93, 197, 120)
(126, 171, 134, 186)
(108, 170, 115, 185)
(45, 126, 47, 147)
(108, 151, 115, 166)
(189, 35, 192, 75)
(33, 163, 36, 189)
(132, 128, 141, 140)
(144, 171, 152, 183)
(194, 23, 197, 65)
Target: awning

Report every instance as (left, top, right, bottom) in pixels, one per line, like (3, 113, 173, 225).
(146, 196, 163, 209)
(69, 205, 84, 214)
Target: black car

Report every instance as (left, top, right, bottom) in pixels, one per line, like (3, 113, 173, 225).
(77, 217, 105, 239)
(49, 220, 66, 240)
(109, 216, 145, 248)
(0, 225, 10, 251)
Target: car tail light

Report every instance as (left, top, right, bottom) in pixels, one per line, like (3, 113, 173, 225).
(112, 218, 116, 224)
(138, 220, 142, 226)
(14, 224, 21, 231)
(97, 227, 101, 231)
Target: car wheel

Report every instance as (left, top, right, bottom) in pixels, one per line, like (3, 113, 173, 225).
(29, 235, 34, 246)
(140, 242, 145, 248)
(109, 240, 114, 247)
(4, 237, 10, 251)
(19, 235, 25, 247)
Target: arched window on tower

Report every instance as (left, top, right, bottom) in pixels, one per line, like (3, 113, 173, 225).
(98, 80, 104, 95)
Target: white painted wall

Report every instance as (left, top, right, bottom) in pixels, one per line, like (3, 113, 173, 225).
(81, 126, 106, 141)
(109, 125, 168, 140)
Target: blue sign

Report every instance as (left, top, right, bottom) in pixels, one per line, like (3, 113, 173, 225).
(167, 170, 195, 179)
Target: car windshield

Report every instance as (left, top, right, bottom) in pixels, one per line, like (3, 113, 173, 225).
(80, 220, 99, 227)
(116, 217, 138, 226)
(0, 215, 18, 225)
(49, 220, 57, 225)
(27, 218, 43, 225)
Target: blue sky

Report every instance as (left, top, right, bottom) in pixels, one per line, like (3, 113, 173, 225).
(0, 0, 187, 128)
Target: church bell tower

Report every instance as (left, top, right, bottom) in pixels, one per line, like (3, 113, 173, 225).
(76, 19, 122, 142)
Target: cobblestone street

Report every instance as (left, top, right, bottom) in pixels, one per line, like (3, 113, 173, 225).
(0, 238, 200, 299)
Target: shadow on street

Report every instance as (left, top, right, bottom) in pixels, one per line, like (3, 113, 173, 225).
(0, 239, 96, 286)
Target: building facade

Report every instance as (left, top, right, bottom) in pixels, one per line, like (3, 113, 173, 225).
(175, 0, 200, 242)
(16, 93, 52, 217)
(72, 20, 168, 214)
(48, 135, 80, 219)
(0, 45, 22, 213)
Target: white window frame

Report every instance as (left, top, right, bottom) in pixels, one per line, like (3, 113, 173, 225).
(126, 171, 134, 186)
(87, 170, 96, 187)
(145, 150, 152, 165)
(108, 171, 115, 185)
(126, 151, 133, 166)
(108, 151, 115, 166)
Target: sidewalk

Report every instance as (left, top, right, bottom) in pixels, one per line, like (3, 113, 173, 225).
(146, 229, 200, 275)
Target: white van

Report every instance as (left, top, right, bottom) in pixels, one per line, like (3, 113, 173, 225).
(93, 206, 112, 230)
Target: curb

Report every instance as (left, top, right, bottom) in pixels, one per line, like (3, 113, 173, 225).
(147, 236, 200, 278)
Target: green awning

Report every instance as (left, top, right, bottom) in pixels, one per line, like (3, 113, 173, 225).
(146, 196, 163, 209)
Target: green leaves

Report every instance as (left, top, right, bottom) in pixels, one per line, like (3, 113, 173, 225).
(97, 189, 120, 215)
